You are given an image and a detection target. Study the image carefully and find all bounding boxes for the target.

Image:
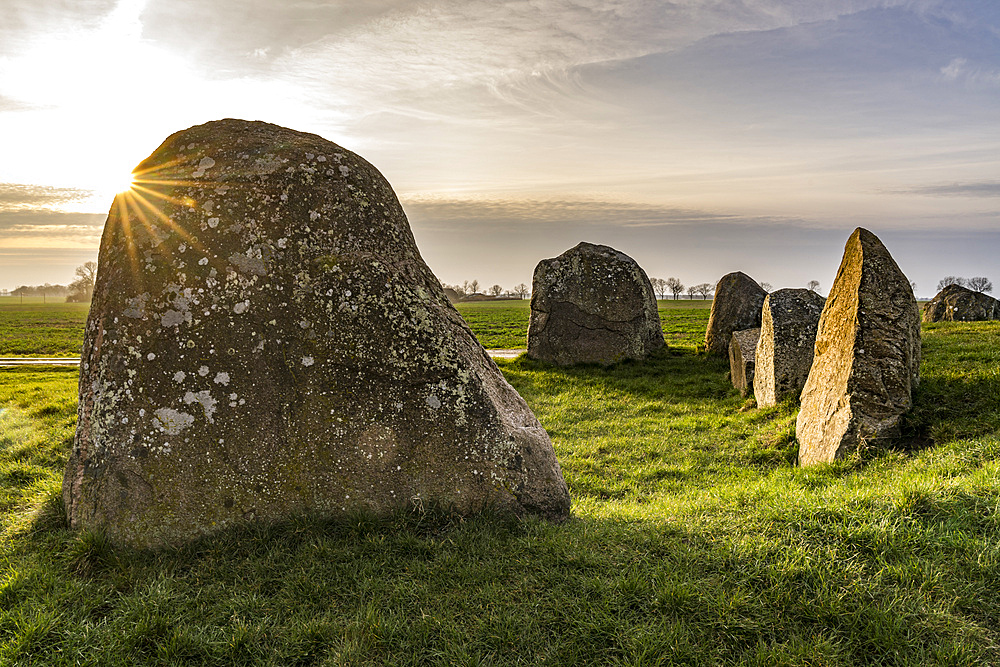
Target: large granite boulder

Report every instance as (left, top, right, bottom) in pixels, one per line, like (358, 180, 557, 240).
(526, 242, 664, 365)
(753, 289, 825, 407)
(63, 119, 570, 547)
(922, 284, 1000, 322)
(728, 328, 760, 398)
(705, 272, 767, 355)
(797, 228, 921, 466)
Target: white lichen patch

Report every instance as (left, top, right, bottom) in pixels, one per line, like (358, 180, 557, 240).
(214, 372, 230, 385)
(426, 395, 442, 409)
(161, 310, 186, 327)
(184, 390, 218, 423)
(198, 366, 210, 376)
(208, 217, 220, 228)
(173, 371, 186, 383)
(193, 156, 216, 178)
(302, 356, 315, 367)
(233, 300, 250, 314)
(154, 408, 195, 435)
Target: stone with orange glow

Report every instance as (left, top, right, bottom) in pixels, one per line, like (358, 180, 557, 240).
(796, 228, 921, 465)
(63, 119, 569, 547)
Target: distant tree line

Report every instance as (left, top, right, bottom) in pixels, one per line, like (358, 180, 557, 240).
(441, 279, 530, 300)
(938, 276, 992, 293)
(8, 262, 97, 303)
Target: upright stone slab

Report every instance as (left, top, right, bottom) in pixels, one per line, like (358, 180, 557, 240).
(796, 228, 921, 465)
(728, 328, 760, 398)
(923, 284, 1000, 322)
(753, 289, 825, 407)
(526, 242, 664, 365)
(64, 119, 570, 547)
(705, 272, 767, 355)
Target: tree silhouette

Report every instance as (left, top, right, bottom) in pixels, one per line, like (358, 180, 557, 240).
(967, 276, 993, 293)
(666, 277, 684, 300)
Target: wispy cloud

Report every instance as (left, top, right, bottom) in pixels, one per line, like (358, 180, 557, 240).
(0, 183, 97, 212)
(402, 196, 793, 231)
(889, 181, 1000, 197)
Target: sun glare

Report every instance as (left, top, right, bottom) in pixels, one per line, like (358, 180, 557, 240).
(119, 172, 138, 194)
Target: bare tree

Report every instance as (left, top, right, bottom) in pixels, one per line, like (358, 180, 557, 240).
(967, 276, 993, 293)
(488, 284, 503, 297)
(686, 284, 698, 300)
(937, 276, 965, 291)
(66, 261, 98, 303)
(694, 283, 713, 299)
(649, 277, 667, 299)
(807, 280, 820, 293)
(468, 279, 480, 295)
(759, 281, 773, 293)
(513, 283, 529, 299)
(666, 277, 684, 300)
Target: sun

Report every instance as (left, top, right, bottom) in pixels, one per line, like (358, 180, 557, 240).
(118, 171, 138, 194)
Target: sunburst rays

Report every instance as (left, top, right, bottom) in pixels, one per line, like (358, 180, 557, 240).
(106, 156, 231, 291)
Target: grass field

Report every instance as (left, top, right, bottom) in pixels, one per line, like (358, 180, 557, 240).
(0, 298, 711, 356)
(0, 299, 90, 357)
(2, 298, 999, 664)
(455, 299, 712, 349)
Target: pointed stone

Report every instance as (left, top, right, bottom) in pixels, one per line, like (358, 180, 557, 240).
(796, 228, 921, 465)
(753, 289, 825, 407)
(526, 242, 664, 365)
(63, 120, 570, 547)
(728, 328, 760, 398)
(705, 272, 767, 355)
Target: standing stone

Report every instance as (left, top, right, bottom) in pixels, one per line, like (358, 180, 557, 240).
(526, 242, 664, 365)
(63, 119, 570, 548)
(728, 328, 760, 398)
(753, 289, 825, 407)
(705, 272, 767, 355)
(797, 228, 921, 465)
(922, 284, 1000, 322)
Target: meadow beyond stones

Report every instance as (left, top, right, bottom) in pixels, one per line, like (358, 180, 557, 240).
(2, 297, 1000, 663)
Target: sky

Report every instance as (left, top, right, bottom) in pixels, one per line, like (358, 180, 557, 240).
(0, 0, 998, 297)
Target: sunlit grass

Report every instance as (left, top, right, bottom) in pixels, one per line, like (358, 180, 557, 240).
(1, 322, 998, 663)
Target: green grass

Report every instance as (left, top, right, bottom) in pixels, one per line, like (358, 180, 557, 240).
(2, 321, 999, 664)
(0, 301, 89, 357)
(0, 298, 711, 357)
(455, 299, 711, 350)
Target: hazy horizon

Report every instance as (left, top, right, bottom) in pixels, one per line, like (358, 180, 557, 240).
(1, 0, 997, 296)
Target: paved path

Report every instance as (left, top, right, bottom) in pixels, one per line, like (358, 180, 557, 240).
(0, 350, 528, 367)
(0, 357, 81, 366)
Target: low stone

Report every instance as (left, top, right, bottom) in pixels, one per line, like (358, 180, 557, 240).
(753, 289, 825, 407)
(922, 284, 1000, 322)
(797, 228, 921, 465)
(705, 272, 767, 355)
(526, 242, 664, 365)
(728, 328, 760, 397)
(63, 119, 570, 548)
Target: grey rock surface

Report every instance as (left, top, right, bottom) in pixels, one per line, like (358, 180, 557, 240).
(729, 328, 760, 398)
(797, 228, 921, 466)
(64, 119, 570, 547)
(922, 284, 1000, 322)
(526, 242, 664, 365)
(705, 272, 767, 355)
(753, 289, 825, 407)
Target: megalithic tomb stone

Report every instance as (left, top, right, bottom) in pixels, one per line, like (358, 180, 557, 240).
(753, 288, 825, 407)
(526, 242, 664, 365)
(728, 328, 760, 398)
(796, 228, 921, 466)
(704, 272, 767, 355)
(63, 119, 570, 547)
(922, 284, 1000, 322)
